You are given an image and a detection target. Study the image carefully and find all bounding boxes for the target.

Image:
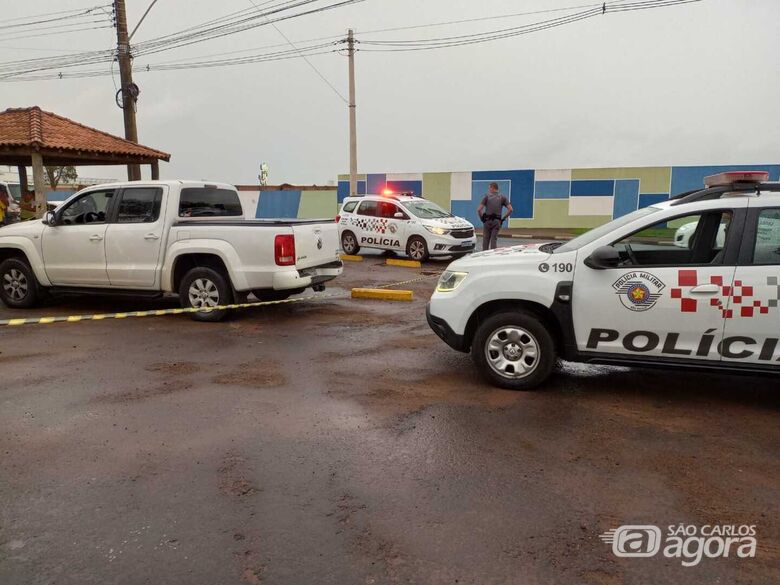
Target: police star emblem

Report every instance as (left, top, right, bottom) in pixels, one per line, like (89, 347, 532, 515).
(612, 272, 666, 312)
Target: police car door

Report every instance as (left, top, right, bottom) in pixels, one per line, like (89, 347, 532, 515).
(378, 200, 406, 249)
(353, 200, 378, 248)
(573, 206, 740, 361)
(720, 203, 780, 366)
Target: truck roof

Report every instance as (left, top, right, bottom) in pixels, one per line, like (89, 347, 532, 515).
(81, 180, 237, 191)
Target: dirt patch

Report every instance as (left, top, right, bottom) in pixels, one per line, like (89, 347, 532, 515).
(93, 379, 194, 403)
(146, 361, 201, 375)
(218, 452, 257, 497)
(213, 360, 285, 388)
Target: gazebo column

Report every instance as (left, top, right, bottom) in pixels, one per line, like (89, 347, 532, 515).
(30, 151, 47, 218)
(17, 164, 28, 193)
(151, 160, 159, 180)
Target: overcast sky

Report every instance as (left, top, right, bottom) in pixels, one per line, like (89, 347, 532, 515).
(2, 0, 778, 185)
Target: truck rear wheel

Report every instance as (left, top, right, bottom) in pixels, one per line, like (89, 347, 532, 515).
(179, 267, 233, 322)
(470, 311, 556, 390)
(0, 258, 40, 309)
(341, 231, 360, 256)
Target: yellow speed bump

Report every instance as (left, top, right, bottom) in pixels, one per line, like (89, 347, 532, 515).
(386, 258, 421, 269)
(351, 288, 413, 302)
(340, 254, 364, 262)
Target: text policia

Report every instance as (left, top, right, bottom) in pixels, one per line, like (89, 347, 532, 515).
(587, 329, 780, 362)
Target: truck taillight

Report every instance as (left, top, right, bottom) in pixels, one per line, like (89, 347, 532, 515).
(274, 234, 296, 266)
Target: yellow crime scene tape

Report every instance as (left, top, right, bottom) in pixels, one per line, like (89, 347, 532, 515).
(0, 272, 444, 327)
(0, 294, 346, 328)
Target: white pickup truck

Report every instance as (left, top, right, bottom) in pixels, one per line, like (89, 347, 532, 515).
(0, 180, 342, 321)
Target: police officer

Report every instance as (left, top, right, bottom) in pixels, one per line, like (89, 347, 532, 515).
(477, 182, 512, 250)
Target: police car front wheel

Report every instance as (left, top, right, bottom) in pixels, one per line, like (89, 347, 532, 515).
(406, 236, 429, 262)
(341, 231, 360, 256)
(471, 311, 556, 390)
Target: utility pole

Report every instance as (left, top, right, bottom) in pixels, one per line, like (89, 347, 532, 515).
(114, 0, 141, 181)
(347, 29, 358, 196)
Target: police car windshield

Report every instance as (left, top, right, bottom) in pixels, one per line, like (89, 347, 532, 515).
(403, 200, 451, 219)
(554, 207, 660, 253)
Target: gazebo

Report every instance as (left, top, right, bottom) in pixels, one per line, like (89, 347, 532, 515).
(0, 106, 170, 217)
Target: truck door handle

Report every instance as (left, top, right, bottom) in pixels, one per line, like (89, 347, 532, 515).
(89, 234, 104, 242)
(144, 233, 160, 240)
(689, 284, 720, 294)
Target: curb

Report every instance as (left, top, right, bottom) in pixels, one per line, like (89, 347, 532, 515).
(340, 254, 364, 262)
(351, 288, 414, 302)
(386, 258, 421, 268)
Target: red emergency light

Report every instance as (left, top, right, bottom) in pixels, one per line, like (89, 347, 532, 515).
(704, 171, 769, 188)
(382, 188, 395, 196)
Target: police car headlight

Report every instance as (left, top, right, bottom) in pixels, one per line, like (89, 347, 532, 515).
(424, 225, 450, 236)
(436, 271, 468, 292)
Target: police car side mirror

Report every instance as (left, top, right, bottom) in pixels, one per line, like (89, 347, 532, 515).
(585, 245, 620, 270)
(394, 212, 404, 219)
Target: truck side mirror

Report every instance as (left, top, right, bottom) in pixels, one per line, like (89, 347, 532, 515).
(584, 245, 620, 269)
(42, 211, 56, 226)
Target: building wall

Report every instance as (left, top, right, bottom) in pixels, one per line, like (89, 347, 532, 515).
(250, 165, 780, 228)
(334, 165, 780, 228)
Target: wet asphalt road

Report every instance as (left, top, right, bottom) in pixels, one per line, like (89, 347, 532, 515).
(0, 250, 778, 585)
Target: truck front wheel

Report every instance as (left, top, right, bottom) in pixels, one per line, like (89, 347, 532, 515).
(470, 311, 556, 390)
(0, 258, 40, 309)
(179, 267, 233, 322)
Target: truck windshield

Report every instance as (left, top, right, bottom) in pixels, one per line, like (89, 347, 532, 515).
(553, 207, 660, 253)
(403, 200, 451, 219)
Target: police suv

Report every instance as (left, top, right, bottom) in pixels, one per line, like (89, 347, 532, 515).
(337, 191, 476, 261)
(427, 171, 780, 389)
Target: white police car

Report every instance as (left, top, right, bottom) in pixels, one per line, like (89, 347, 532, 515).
(427, 171, 780, 390)
(337, 191, 476, 261)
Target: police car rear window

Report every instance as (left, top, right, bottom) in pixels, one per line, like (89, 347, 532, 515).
(342, 201, 357, 213)
(357, 201, 378, 216)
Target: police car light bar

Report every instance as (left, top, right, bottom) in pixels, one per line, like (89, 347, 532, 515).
(382, 188, 394, 196)
(704, 171, 769, 188)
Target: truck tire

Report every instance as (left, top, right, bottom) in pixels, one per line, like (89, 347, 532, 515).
(0, 258, 40, 309)
(179, 266, 233, 322)
(470, 311, 556, 390)
(341, 231, 360, 256)
(406, 236, 429, 262)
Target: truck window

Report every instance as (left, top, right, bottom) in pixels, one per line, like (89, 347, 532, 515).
(59, 190, 115, 225)
(116, 187, 162, 223)
(179, 187, 242, 217)
(753, 209, 780, 265)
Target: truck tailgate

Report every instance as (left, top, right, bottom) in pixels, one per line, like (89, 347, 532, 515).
(292, 222, 340, 269)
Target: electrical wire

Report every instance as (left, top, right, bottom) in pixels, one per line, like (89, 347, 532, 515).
(0, 0, 704, 82)
(247, 0, 348, 103)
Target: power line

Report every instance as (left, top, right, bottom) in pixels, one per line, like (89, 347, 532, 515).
(247, 0, 348, 103)
(0, 0, 704, 81)
(357, 0, 703, 52)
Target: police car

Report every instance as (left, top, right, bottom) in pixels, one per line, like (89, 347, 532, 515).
(337, 191, 477, 261)
(427, 171, 780, 390)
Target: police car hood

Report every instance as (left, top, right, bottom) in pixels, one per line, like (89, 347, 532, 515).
(427, 216, 473, 229)
(450, 242, 553, 269)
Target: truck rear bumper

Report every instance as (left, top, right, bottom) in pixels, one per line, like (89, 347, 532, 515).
(272, 260, 343, 290)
